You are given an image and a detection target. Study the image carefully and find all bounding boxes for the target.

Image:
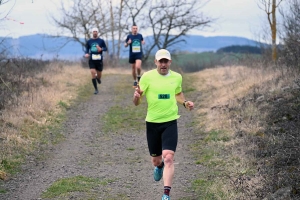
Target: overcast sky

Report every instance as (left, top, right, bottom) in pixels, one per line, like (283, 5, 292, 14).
(0, 0, 268, 40)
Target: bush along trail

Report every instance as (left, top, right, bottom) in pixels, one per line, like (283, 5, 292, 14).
(0, 73, 203, 200)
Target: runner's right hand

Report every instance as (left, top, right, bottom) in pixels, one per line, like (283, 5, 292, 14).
(134, 84, 143, 98)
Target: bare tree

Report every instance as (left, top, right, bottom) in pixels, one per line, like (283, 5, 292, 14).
(258, 0, 284, 61)
(109, 0, 130, 60)
(142, 0, 212, 61)
(124, 0, 148, 28)
(0, 0, 13, 7)
(52, 0, 213, 62)
(115, 0, 126, 60)
(0, 0, 16, 23)
(51, 0, 109, 53)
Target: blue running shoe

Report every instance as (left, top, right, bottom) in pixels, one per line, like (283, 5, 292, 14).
(153, 165, 164, 181)
(162, 194, 170, 200)
(133, 81, 138, 87)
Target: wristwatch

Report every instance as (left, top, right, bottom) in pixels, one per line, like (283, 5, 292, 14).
(183, 100, 187, 108)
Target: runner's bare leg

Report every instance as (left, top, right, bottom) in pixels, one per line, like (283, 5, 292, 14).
(135, 59, 142, 78)
(162, 150, 175, 187)
(132, 63, 137, 81)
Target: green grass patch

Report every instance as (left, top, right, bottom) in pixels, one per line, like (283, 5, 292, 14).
(102, 105, 146, 134)
(0, 156, 23, 176)
(42, 175, 115, 198)
(57, 100, 69, 109)
(126, 147, 135, 151)
(194, 147, 220, 165)
(204, 130, 230, 142)
(75, 78, 94, 102)
(192, 178, 228, 199)
(0, 187, 7, 194)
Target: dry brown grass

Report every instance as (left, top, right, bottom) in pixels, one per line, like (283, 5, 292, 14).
(104, 67, 132, 75)
(0, 63, 89, 177)
(0, 64, 133, 178)
(190, 64, 299, 198)
(2, 63, 88, 129)
(192, 65, 283, 132)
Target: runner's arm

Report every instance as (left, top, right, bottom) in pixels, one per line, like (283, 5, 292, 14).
(84, 42, 90, 57)
(124, 36, 130, 47)
(175, 92, 194, 111)
(101, 40, 107, 51)
(85, 41, 90, 54)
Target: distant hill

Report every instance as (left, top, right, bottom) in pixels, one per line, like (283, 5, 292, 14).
(0, 34, 261, 60)
(216, 45, 262, 54)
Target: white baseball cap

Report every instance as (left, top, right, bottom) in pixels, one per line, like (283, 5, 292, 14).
(155, 49, 171, 60)
(92, 27, 98, 32)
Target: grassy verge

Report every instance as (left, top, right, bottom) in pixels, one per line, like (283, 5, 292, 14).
(41, 175, 118, 199)
(188, 65, 300, 199)
(0, 63, 91, 183)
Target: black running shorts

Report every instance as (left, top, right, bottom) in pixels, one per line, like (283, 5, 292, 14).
(89, 60, 103, 71)
(129, 54, 142, 64)
(146, 119, 178, 157)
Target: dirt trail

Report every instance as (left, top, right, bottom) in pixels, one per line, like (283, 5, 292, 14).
(0, 74, 202, 200)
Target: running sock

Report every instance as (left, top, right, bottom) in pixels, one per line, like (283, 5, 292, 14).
(137, 75, 141, 82)
(92, 78, 97, 90)
(96, 78, 101, 84)
(164, 186, 171, 196)
(157, 161, 164, 169)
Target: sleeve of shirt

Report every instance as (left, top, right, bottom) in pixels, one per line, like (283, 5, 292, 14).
(101, 39, 107, 52)
(85, 40, 90, 54)
(175, 75, 182, 94)
(139, 75, 148, 96)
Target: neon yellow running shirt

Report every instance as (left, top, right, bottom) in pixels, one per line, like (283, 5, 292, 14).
(139, 69, 182, 123)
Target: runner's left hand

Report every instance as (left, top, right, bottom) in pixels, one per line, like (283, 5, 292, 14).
(185, 101, 194, 111)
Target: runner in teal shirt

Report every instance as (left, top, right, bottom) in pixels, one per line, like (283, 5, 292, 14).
(124, 24, 145, 87)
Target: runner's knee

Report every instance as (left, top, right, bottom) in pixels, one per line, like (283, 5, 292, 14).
(163, 152, 174, 167)
(151, 156, 163, 166)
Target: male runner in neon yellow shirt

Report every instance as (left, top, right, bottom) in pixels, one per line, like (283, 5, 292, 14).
(133, 49, 194, 200)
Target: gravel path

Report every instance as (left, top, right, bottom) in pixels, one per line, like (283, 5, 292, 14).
(0, 74, 202, 200)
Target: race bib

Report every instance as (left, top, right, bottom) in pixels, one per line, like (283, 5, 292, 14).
(158, 94, 170, 99)
(92, 54, 102, 60)
(132, 46, 141, 53)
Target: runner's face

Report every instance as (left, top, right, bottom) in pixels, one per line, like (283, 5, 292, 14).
(132, 26, 138, 35)
(155, 59, 171, 75)
(93, 31, 98, 38)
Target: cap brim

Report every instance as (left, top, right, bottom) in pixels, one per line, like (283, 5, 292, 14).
(156, 56, 171, 60)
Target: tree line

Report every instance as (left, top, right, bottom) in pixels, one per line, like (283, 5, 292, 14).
(51, 0, 213, 62)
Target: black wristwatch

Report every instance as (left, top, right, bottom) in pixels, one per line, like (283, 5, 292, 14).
(183, 100, 187, 108)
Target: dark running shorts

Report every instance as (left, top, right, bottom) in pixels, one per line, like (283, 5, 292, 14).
(129, 54, 142, 64)
(89, 60, 103, 71)
(146, 119, 178, 157)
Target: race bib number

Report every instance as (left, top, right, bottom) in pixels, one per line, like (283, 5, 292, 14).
(132, 46, 141, 53)
(92, 54, 102, 60)
(158, 94, 170, 99)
